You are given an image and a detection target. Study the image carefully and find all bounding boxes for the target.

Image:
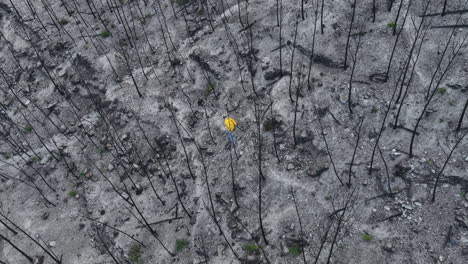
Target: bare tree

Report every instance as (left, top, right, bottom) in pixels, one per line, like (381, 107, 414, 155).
(343, 0, 357, 70)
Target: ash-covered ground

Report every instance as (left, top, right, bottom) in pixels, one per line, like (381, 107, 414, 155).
(1, 0, 468, 263)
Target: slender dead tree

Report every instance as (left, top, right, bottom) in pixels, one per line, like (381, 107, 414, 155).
(0, 211, 62, 263)
(291, 188, 307, 264)
(169, 106, 195, 180)
(307, 0, 319, 90)
(432, 130, 468, 201)
(231, 214, 271, 263)
(457, 98, 468, 131)
(93, 225, 123, 264)
(348, 25, 363, 114)
(289, 14, 299, 103)
(325, 189, 355, 264)
(196, 135, 241, 260)
(369, 65, 405, 174)
(343, 0, 357, 70)
(388, 0, 395, 11)
(384, 0, 416, 82)
(102, 170, 175, 257)
(425, 15, 462, 101)
(313, 219, 333, 264)
(0, 233, 33, 263)
(348, 117, 363, 187)
(293, 65, 305, 145)
(442, 0, 448, 16)
(317, 112, 344, 185)
(237, 0, 244, 26)
(394, 7, 428, 105)
(392, 0, 404, 36)
(270, 98, 281, 163)
(393, 14, 432, 128)
(279, 0, 283, 72)
(254, 100, 268, 245)
(85, 216, 146, 248)
(301, 0, 305, 20)
(115, 47, 143, 97)
(378, 145, 393, 195)
(372, 0, 377, 22)
(320, 0, 325, 34)
(409, 31, 467, 157)
(229, 145, 240, 210)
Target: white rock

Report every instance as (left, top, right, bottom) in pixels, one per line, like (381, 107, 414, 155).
(390, 149, 401, 157)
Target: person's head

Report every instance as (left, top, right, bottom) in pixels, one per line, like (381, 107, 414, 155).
(223, 114, 228, 119)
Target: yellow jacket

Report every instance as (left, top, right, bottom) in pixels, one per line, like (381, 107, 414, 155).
(224, 118, 237, 132)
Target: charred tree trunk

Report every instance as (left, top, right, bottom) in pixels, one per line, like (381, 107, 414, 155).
(343, 0, 357, 70)
(457, 98, 468, 131)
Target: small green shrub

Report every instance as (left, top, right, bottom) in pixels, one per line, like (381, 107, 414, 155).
(362, 232, 372, 241)
(438, 87, 447, 95)
(59, 18, 69, 25)
(100, 31, 111, 38)
(205, 82, 214, 96)
(68, 191, 77, 197)
(371, 106, 378, 113)
(128, 245, 143, 264)
(242, 243, 259, 254)
(288, 245, 301, 257)
(24, 125, 33, 133)
(388, 22, 396, 28)
(176, 239, 186, 251)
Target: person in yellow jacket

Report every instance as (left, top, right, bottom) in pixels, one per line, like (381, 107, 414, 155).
(223, 115, 237, 143)
(224, 115, 237, 132)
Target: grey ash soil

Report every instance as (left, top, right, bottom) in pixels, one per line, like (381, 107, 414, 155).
(1, 0, 468, 263)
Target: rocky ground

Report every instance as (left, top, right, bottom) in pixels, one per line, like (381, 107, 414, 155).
(0, 0, 468, 263)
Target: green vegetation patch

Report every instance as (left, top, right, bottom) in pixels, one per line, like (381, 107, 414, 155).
(242, 243, 259, 254)
(438, 87, 447, 95)
(100, 31, 111, 38)
(362, 232, 372, 241)
(288, 244, 302, 257)
(205, 82, 214, 96)
(176, 239, 186, 252)
(24, 125, 33, 133)
(128, 245, 143, 264)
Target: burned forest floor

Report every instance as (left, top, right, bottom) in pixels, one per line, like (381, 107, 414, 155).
(1, 0, 468, 263)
